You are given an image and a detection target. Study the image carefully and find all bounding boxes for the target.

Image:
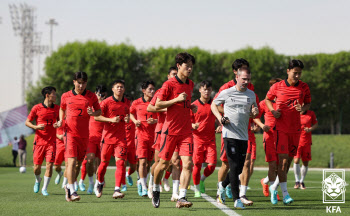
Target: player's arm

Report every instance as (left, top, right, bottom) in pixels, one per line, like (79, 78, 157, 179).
(130, 113, 141, 127)
(147, 104, 166, 113)
(301, 103, 311, 113)
(253, 118, 270, 132)
(25, 118, 45, 130)
(56, 133, 64, 140)
(88, 108, 101, 117)
(94, 115, 119, 123)
(155, 93, 187, 109)
(305, 120, 318, 133)
(265, 98, 281, 118)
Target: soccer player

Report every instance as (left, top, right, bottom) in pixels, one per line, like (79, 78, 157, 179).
(212, 67, 258, 210)
(94, 80, 130, 199)
(79, 85, 107, 194)
(152, 52, 197, 208)
(214, 58, 254, 201)
(293, 110, 318, 189)
(265, 59, 311, 205)
(191, 80, 219, 198)
(130, 80, 157, 197)
(57, 72, 101, 202)
(147, 66, 177, 198)
(25, 86, 60, 196)
(54, 118, 65, 186)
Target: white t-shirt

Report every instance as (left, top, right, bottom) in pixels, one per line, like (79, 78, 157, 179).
(12, 140, 19, 151)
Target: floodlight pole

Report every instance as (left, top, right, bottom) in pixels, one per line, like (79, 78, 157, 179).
(46, 18, 58, 54)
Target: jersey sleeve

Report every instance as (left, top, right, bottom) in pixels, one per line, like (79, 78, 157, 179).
(266, 83, 277, 101)
(258, 100, 266, 117)
(150, 91, 159, 106)
(303, 84, 311, 104)
(158, 82, 171, 101)
(100, 100, 108, 116)
(27, 105, 37, 121)
(60, 94, 67, 110)
(92, 94, 101, 111)
(130, 100, 137, 115)
(213, 89, 228, 106)
(190, 102, 196, 123)
(311, 111, 318, 125)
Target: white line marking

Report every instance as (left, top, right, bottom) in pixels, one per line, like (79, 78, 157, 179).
(190, 186, 241, 216)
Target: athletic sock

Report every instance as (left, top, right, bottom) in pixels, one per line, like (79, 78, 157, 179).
(280, 182, 289, 198)
(35, 175, 41, 183)
(239, 185, 248, 197)
(270, 176, 279, 191)
(300, 165, 308, 183)
(42, 176, 51, 190)
(263, 176, 269, 184)
(140, 178, 147, 190)
(88, 176, 94, 185)
(200, 174, 207, 182)
(179, 188, 187, 198)
(114, 186, 120, 191)
(79, 179, 84, 185)
(294, 163, 300, 182)
(164, 171, 171, 179)
(203, 164, 215, 179)
(153, 184, 160, 192)
(173, 180, 179, 195)
(194, 184, 200, 192)
(149, 175, 154, 188)
(69, 183, 76, 193)
(62, 177, 68, 187)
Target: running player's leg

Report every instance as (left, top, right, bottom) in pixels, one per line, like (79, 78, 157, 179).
(149, 149, 160, 198)
(239, 153, 253, 206)
(113, 143, 127, 199)
(96, 144, 113, 198)
(171, 151, 181, 201)
(192, 140, 203, 197)
(293, 155, 301, 189)
(79, 158, 87, 191)
(33, 145, 44, 193)
(86, 153, 96, 193)
(299, 145, 310, 189)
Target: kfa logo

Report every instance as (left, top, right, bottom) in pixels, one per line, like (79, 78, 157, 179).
(322, 169, 347, 203)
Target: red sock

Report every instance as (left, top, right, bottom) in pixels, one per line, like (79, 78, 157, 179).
(80, 159, 87, 180)
(164, 171, 171, 179)
(97, 161, 109, 183)
(203, 164, 216, 178)
(128, 166, 135, 176)
(115, 160, 125, 188)
(193, 163, 201, 185)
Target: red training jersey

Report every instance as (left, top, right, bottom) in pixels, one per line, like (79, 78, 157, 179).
(89, 105, 105, 140)
(266, 79, 311, 133)
(130, 96, 157, 140)
(60, 89, 100, 138)
(299, 110, 317, 146)
(257, 99, 277, 129)
(28, 103, 60, 146)
(191, 99, 216, 142)
(158, 75, 194, 136)
(151, 89, 167, 133)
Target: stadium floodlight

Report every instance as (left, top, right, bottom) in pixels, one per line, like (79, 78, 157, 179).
(45, 18, 58, 54)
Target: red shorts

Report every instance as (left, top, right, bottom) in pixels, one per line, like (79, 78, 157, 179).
(152, 131, 162, 152)
(294, 144, 312, 161)
(136, 138, 154, 161)
(220, 134, 228, 163)
(263, 130, 277, 162)
(126, 145, 137, 164)
(101, 141, 127, 162)
(87, 136, 102, 159)
(193, 139, 217, 164)
(33, 144, 55, 165)
(65, 134, 89, 161)
(275, 130, 300, 157)
(158, 133, 193, 161)
(54, 144, 65, 165)
(247, 135, 257, 160)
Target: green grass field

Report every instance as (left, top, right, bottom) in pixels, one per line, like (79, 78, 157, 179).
(1, 134, 350, 168)
(0, 167, 349, 216)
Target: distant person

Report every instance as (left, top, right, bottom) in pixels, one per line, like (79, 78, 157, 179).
(10, 137, 19, 167)
(18, 135, 27, 167)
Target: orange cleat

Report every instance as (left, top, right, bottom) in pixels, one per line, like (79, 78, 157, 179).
(277, 194, 281, 201)
(261, 178, 269, 197)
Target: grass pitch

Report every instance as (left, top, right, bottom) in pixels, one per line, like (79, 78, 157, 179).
(0, 167, 349, 216)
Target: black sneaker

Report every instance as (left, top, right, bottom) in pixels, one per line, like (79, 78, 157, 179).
(96, 183, 104, 198)
(300, 182, 306, 190)
(176, 197, 193, 208)
(152, 191, 160, 208)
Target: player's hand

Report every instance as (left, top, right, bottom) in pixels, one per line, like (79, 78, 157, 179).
(176, 92, 187, 102)
(215, 125, 222, 133)
(294, 100, 302, 112)
(57, 134, 64, 141)
(191, 104, 198, 113)
(111, 116, 120, 123)
(262, 125, 271, 132)
(53, 122, 59, 128)
(271, 109, 281, 118)
(304, 127, 312, 133)
(36, 124, 46, 130)
(135, 120, 141, 127)
(250, 104, 259, 118)
(221, 116, 230, 125)
(55, 120, 62, 128)
(147, 118, 157, 125)
(87, 106, 93, 115)
(124, 114, 130, 123)
(192, 122, 200, 130)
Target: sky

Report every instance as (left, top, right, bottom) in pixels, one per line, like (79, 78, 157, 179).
(1, 0, 350, 112)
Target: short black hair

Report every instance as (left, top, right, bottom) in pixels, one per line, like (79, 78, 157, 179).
(73, 71, 88, 82)
(175, 52, 196, 65)
(95, 84, 107, 93)
(141, 80, 155, 90)
(41, 86, 56, 99)
(168, 66, 177, 75)
(111, 79, 125, 88)
(288, 59, 304, 70)
(200, 80, 212, 88)
(232, 58, 250, 71)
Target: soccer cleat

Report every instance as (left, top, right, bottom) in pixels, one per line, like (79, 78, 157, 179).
(194, 191, 201, 198)
(55, 174, 61, 185)
(121, 184, 127, 192)
(225, 185, 232, 199)
(294, 182, 300, 189)
(171, 194, 179, 202)
(269, 185, 278, 205)
(113, 190, 125, 199)
(200, 180, 205, 193)
(74, 182, 78, 191)
(261, 178, 269, 197)
(71, 192, 81, 202)
(300, 182, 306, 190)
(87, 184, 94, 194)
(96, 183, 104, 198)
(283, 194, 294, 205)
(148, 186, 153, 199)
(176, 197, 193, 208)
(142, 188, 148, 197)
(234, 199, 246, 209)
(218, 187, 226, 204)
(137, 182, 142, 196)
(126, 175, 133, 186)
(152, 191, 160, 208)
(64, 185, 72, 202)
(240, 195, 253, 206)
(41, 189, 49, 196)
(187, 185, 191, 190)
(163, 178, 170, 192)
(79, 182, 86, 191)
(33, 182, 40, 193)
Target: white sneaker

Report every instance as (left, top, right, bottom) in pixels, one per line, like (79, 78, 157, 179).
(171, 194, 179, 202)
(234, 199, 246, 209)
(163, 178, 170, 192)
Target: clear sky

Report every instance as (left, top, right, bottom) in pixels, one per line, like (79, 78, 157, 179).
(1, 0, 350, 112)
